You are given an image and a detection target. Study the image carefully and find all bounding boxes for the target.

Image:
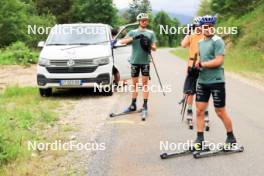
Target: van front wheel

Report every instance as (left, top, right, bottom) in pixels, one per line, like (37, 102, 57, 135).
(103, 84, 113, 96)
(39, 88, 52, 97)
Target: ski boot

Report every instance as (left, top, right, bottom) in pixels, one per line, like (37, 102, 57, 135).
(124, 104, 137, 113)
(223, 137, 237, 151)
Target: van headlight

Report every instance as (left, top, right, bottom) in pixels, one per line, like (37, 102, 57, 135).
(38, 58, 50, 67)
(93, 57, 110, 66)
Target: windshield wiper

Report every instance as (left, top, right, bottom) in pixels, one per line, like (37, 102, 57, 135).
(67, 43, 92, 45)
(46, 43, 67, 46)
(61, 41, 110, 50)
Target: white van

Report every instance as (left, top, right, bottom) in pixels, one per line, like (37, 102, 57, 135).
(37, 23, 131, 96)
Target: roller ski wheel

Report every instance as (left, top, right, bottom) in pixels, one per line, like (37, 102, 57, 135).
(187, 119, 193, 130)
(205, 121, 210, 131)
(160, 153, 168, 159)
(186, 109, 193, 130)
(205, 111, 209, 131)
(141, 109, 148, 121)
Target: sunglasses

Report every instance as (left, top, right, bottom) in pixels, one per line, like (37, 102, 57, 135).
(202, 25, 214, 29)
(140, 19, 148, 23)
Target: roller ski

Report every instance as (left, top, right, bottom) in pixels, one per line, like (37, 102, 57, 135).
(204, 111, 210, 131)
(160, 140, 209, 160)
(160, 149, 193, 159)
(193, 138, 244, 159)
(193, 134, 244, 158)
(109, 104, 142, 118)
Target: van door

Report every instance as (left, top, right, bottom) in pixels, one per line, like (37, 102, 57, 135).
(113, 42, 131, 80)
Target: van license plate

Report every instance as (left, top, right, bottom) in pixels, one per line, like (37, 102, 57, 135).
(60, 80, 82, 86)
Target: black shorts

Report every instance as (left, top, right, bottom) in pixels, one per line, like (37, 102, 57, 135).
(131, 64, 150, 77)
(196, 83, 226, 108)
(183, 75, 198, 95)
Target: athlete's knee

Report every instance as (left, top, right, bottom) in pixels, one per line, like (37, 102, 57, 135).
(196, 108, 205, 118)
(142, 79, 148, 85)
(215, 108, 225, 118)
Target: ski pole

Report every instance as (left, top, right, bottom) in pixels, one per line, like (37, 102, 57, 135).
(181, 94, 189, 121)
(149, 53, 166, 96)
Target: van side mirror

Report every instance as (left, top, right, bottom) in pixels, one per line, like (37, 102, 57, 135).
(38, 41, 45, 48)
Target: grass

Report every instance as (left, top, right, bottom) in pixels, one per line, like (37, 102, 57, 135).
(170, 48, 188, 61)
(171, 47, 264, 82)
(170, 3, 264, 82)
(0, 86, 60, 174)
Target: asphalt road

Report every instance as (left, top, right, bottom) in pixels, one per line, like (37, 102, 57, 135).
(85, 48, 264, 176)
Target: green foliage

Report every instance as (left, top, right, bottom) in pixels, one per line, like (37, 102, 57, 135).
(127, 0, 152, 22)
(197, 0, 213, 16)
(195, 0, 264, 77)
(35, 0, 73, 23)
(0, 0, 56, 48)
(0, 42, 39, 65)
(224, 3, 264, 75)
(0, 86, 59, 166)
(153, 11, 181, 47)
(211, 0, 263, 18)
(0, 0, 28, 47)
(71, 0, 118, 26)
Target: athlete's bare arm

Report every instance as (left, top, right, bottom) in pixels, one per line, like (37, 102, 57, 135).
(181, 35, 190, 48)
(120, 37, 133, 45)
(201, 55, 224, 68)
(151, 42, 157, 51)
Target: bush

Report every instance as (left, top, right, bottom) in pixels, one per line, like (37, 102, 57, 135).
(0, 42, 39, 65)
(0, 0, 56, 48)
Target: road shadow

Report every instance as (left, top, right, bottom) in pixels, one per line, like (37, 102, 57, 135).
(50, 88, 112, 99)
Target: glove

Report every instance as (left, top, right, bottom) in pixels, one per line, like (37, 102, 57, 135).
(188, 67, 200, 78)
(140, 36, 152, 54)
(111, 39, 117, 48)
(133, 34, 145, 40)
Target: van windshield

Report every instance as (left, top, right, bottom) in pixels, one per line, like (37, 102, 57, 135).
(46, 25, 109, 45)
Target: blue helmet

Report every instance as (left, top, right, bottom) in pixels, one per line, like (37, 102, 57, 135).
(193, 16, 202, 26)
(199, 15, 216, 25)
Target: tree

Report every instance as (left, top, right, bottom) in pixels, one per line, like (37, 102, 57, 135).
(153, 11, 180, 47)
(71, 0, 118, 26)
(35, 0, 73, 23)
(210, 0, 263, 18)
(197, 0, 213, 16)
(127, 0, 152, 22)
(0, 0, 55, 47)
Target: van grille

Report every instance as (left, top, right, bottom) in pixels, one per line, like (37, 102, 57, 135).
(46, 66, 97, 73)
(50, 59, 94, 67)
